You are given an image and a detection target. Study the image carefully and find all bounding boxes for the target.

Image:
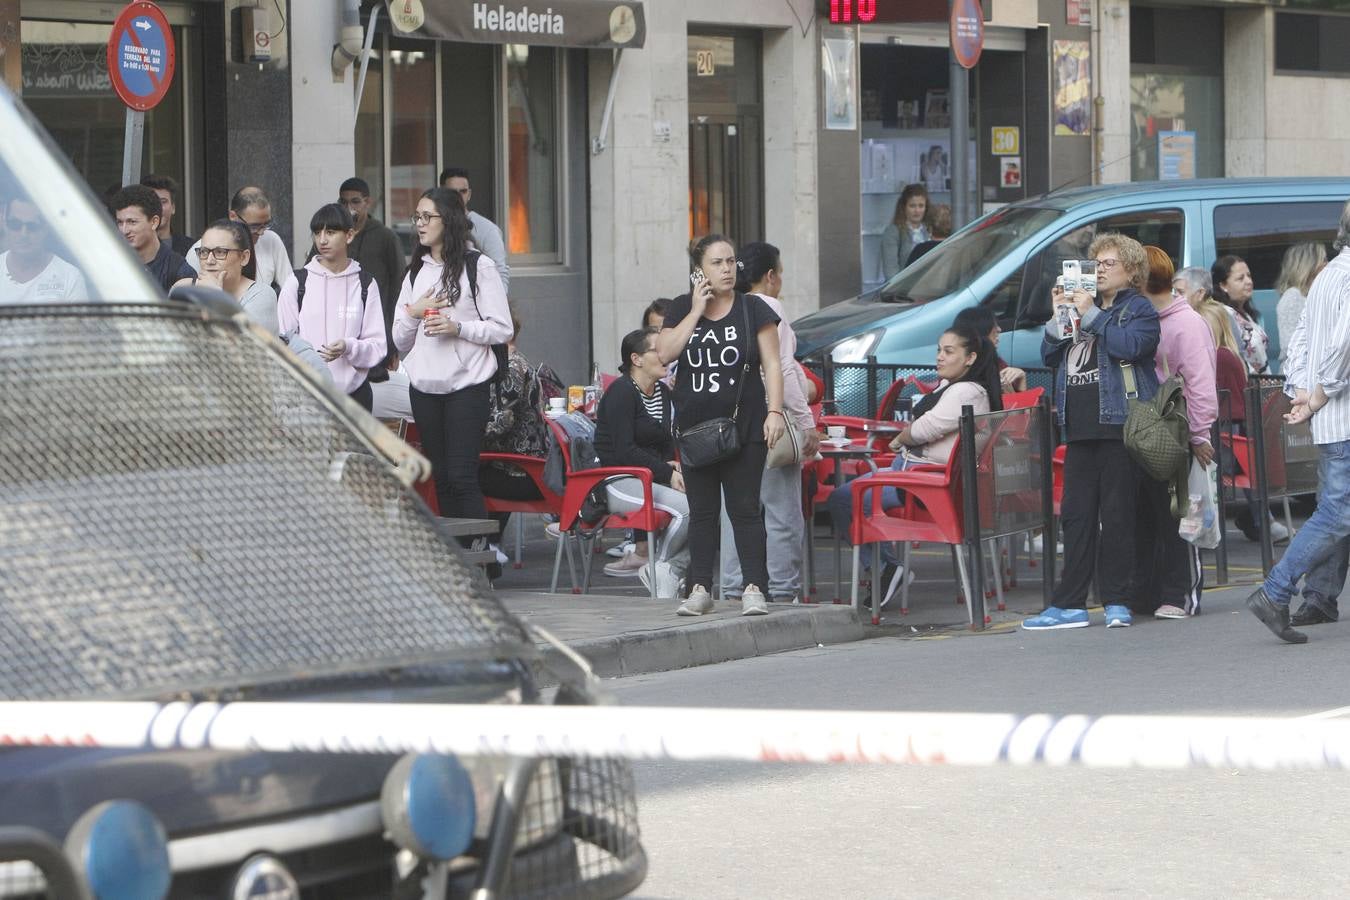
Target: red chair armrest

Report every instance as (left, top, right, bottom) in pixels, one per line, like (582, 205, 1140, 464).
(560, 467, 658, 530)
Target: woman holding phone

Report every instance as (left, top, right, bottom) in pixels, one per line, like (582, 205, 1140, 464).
(656, 234, 785, 617)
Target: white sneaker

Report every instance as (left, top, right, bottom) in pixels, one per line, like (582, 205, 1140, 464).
(741, 585, 769, 616)
(1270, 520, 1291, 544)
(640, 560, 683, 600)
(878, 564, 916, 610)
(603, 551, 647, 578)
(607, 540, 636, 559)
(489, 543, 509, 565)
(544, 522, 561, 540)
(676, 585, 714, 616)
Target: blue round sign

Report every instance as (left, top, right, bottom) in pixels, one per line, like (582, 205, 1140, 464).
(106, 1, 176, 111)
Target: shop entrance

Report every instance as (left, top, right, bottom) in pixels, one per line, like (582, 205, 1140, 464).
(687, 31, 762, 243)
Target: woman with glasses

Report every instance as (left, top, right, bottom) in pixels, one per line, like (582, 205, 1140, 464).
(655, 233, 785, 617)
(1130, 245, 1217, 620)
(1023, 233, 1161, 632)
(189, 218, 278, 334)
(393, 188, 512, 531)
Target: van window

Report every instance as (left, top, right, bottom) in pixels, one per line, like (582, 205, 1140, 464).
(1213, 202, 1342, 290)
(1009, 208, 1185, 329)
(880, 206, 1063, 304)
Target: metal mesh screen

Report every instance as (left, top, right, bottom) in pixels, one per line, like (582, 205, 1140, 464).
(0, 304, 532, 701)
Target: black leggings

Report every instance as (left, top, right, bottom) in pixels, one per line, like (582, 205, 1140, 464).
(410, 382, 491, 527)
(479, 464, 544, 533)
(1052, 439, 1140, 608)
(683, 441, 769, 595)
(349, 378, 372, 412)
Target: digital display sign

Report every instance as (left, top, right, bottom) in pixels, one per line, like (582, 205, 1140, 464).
(825, 0, 989, 25)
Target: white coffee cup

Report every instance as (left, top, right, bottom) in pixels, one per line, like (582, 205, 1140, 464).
(827, 425, 847, 440)
(548, 397, 566, 411)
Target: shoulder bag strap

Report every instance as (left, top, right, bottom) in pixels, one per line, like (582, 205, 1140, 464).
(730, 294, 752, 418)
(1119, 361, 1139, 400)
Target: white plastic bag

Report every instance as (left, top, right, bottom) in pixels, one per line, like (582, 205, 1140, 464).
(1178, 457, 1221, 549)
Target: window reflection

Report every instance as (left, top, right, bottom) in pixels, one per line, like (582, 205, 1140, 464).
(506, 44, 558, 259)
(388, 39, 436, 255)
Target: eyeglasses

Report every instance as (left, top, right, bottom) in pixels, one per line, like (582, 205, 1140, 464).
(1095, 258, 1120, 270)
(244, 220, 271, 235)
(195, 246, 242, 261)
(410, 213, 443, 225)
(4, 219, 42, 233)
(447, 187, 470, 196)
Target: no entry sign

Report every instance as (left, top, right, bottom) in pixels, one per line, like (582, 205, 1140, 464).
(106, 1, 176, 111)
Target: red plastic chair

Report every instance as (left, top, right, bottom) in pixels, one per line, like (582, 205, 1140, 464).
(479, 452, 562, 569)
(545, 418, 672, 598)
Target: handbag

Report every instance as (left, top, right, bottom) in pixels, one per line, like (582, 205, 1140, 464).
(765, 415, 803, 469)
(1121, 361, 1190, 489)
(676, 299, 752, 469)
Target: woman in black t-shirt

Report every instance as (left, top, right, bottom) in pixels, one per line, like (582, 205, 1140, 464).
(655, 234, 785, 617)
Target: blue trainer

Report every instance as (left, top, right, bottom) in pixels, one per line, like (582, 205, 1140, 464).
(1021, 607, 1089, 630)
(1104, 605, 1133, 628)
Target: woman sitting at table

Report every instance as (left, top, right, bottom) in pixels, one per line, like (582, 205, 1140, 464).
(825, 322, 1003, 607)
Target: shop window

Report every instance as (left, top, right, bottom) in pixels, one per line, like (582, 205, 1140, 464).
(1128, 6, 1223, 181)
(687, 31, 762, 243)
(386, 38, 437, 255)
(21, 20, 191, 204)
(1015, 208, 1184, 328)
(1275, 12, 1350, 74)
(354, 54, 384, 223)
(505, 45, 560, 262)
(1213, 202, 1342, 290)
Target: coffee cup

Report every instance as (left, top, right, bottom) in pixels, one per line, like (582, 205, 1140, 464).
(548, 397, 566, 411)
(827, 425, 847, 440)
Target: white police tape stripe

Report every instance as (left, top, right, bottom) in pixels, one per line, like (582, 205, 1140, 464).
(3, 702, 1350, 771)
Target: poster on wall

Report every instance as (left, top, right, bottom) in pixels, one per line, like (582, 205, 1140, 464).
(1158, 131, 1196, 180)
(1000, 157, 1022, 188)
(1052, 40, 1091, 136)
(821, 28, 857, 131)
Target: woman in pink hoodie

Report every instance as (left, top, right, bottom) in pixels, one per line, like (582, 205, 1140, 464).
(1132, 246, 1217, 619)
(277, 203, 387, 410)
(393, 187, 513, 527)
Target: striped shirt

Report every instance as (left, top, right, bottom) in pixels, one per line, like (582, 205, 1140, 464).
(639, 384, 667, 425)
(1283, 247, 1350, 444)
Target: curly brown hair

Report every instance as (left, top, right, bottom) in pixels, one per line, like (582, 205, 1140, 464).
(1089, 233, 1148, 291)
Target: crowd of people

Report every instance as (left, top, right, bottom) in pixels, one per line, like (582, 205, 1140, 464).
(2, 166, 1345, 637)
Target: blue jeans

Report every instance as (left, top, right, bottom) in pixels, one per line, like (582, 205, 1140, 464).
(826, 456, 920, 570)
(1265, 440, 1350, 606)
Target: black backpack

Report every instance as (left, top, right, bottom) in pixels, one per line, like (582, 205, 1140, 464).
(461, 251, 510, 386)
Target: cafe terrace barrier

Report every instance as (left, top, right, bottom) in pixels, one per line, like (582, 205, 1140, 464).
(959, 397, 1057, 628)
(809, 357, 1054, 419)
(1245, 376, 1320, 575)
(6, 700, 1350, 772)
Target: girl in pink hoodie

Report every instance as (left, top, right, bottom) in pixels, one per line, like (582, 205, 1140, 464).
(277, 203, 387, 410)
(392, 187, 513, 528)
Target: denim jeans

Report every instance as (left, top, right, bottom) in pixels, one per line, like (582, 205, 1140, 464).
(826, 455, 922, 570)
(1265, 440, 1350, 606)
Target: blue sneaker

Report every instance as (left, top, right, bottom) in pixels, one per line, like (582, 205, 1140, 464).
(1021, 607, 1089, 630)
(1104, 605, 1133, 628)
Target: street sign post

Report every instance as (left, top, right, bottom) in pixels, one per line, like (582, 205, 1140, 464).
(106, 1, 176, 187)
(948, 0, 983, 227)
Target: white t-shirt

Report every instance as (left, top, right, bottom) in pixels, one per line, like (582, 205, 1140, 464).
(187, 228, 294, 292)
(0, 252, 88, 303)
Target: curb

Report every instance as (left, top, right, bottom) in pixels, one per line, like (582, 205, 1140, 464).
(533, 605, 869, 685)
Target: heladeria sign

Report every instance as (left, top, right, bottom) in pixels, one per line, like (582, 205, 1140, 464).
(384, 0, 647, 49)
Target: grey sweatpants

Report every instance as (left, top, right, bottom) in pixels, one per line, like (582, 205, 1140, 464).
(605, 477, 690, 576)
(719, 461, 804, 599)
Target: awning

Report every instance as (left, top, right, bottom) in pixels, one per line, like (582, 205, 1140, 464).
(379, 0, 646, 49)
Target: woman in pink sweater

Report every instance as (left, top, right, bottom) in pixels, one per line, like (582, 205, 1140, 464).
(392, 187, 513, 526)
(1132, 246, 1217, 619)
(277, 203, 388, 410)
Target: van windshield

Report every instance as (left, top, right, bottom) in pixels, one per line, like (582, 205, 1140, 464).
(879, 206, 1063, 303)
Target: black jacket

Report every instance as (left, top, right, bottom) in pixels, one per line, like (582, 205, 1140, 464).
(593, 377, 676, 486)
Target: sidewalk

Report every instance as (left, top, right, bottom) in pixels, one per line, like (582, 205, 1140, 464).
(491, 514, 1281, 683)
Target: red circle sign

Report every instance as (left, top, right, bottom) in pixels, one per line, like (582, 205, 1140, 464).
(106, 1, 177, 111)
(950, 0, 985, 70)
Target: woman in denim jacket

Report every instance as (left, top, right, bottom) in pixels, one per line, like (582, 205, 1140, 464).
(1023, 233, 1161, 631)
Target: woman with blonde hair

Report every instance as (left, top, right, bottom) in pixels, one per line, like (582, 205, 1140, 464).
(1275, 242, 1328, 365)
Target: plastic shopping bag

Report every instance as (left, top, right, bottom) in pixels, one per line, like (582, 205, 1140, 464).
(1178, 457, 1221, 549)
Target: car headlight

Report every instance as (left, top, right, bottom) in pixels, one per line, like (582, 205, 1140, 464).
(64, 800, 172, 900)
(829, 329, 884, 363)
(463, 756, 564, 850)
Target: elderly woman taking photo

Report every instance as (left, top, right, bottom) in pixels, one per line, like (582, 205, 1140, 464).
(657, 234, 785, 617)
(1022, 233, 1160, 632)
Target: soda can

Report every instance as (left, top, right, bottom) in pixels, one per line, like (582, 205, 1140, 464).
(567, 385, 585, 413)
(582, 384, 600, 417)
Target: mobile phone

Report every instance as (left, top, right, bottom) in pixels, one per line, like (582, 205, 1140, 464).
(689, 271, 706, 287)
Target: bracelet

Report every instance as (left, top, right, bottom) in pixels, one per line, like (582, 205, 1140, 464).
(769, 409, 787, 419)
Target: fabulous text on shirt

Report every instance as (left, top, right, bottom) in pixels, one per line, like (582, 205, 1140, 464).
(684, 324, 743, 393)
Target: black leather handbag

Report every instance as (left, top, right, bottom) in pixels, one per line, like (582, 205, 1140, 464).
(676, 299, 751, 469)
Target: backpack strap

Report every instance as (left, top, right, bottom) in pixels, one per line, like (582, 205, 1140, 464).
(465, 250, 480, 302)
(293, 268, 308, 311)
(358, 268, 373, 308)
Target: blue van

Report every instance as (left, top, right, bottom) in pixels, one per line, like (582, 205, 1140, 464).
(794, 178, 1350, 372)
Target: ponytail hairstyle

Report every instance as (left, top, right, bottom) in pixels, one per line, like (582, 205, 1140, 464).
(404, 187, 475, 306)
(912, 322, 1003, 419)
(1211, 255, 1259, 321)
(735, 241, 781, 294)
(205, 217, 257, 281)
(618, 327, 659, 376)
(689, 233, 734, 273)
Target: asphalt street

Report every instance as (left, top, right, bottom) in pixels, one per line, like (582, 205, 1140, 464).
(614, 583, 1350, 900)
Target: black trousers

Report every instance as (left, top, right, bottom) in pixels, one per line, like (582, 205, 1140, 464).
(410, 382, 491, 530)
(479, 464, 544, 533)
(1132, 474, 1203, 614)
(1052, 439, 1140, 609)
(349, 378, 373, 412)
(683, 441, 769, 595)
